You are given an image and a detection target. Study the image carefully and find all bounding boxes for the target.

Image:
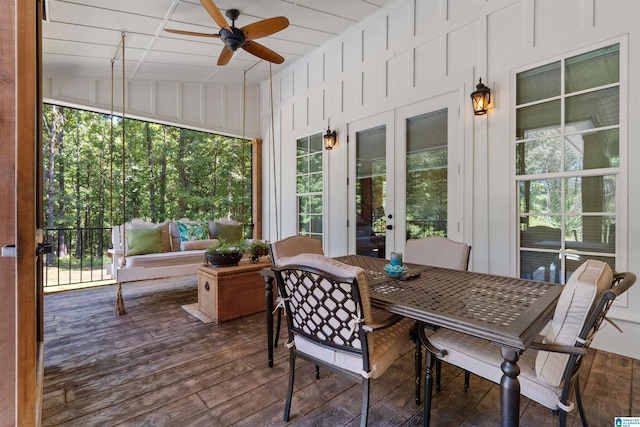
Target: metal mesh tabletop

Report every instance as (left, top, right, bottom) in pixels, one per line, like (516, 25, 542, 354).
(335, 255, 562, 350)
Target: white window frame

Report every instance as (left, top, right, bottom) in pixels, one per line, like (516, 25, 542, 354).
(512, 39, 628, 292)
(295, 132, 324, 241)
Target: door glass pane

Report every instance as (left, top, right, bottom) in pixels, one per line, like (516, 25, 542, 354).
(406, 110, 448, 238)
(356, 125, 386, 258)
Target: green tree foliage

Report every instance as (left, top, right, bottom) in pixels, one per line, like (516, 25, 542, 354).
(42, 104, 253, 253)
(405, 147, 448, 238)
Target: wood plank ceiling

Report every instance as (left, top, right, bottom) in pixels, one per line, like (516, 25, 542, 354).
(42, 0, 394, 86)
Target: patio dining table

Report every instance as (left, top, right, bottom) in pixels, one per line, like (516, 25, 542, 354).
(261, 254, 563, 427)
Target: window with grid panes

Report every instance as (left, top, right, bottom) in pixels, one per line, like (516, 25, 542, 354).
(296, 134, 323, 241)
(516, 44, 619, 283)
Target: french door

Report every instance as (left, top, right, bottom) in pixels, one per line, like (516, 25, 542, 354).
(348, 112, 395, 258)
(348, 94, 463, 258)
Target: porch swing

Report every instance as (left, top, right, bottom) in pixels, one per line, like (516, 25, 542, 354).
(108, 33, 254, 315)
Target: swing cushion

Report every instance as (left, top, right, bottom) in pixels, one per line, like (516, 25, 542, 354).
(126, 228, 165, 256)
(124, 250, 206, 269)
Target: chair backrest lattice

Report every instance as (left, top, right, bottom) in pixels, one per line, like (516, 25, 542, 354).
(275, 266, 367, 356)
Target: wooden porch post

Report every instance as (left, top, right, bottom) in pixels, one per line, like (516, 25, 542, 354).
(252, 139, 262, 239)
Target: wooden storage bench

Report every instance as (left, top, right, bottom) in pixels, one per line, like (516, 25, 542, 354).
(197, 258, 271, 323)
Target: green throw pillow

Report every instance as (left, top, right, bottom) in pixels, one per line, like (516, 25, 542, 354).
(126, 228, 165, 256)
(177, 221, 209, 241)
(215, 221, 243, 243)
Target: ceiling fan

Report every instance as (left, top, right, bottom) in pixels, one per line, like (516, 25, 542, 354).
(165, 0, 289, 66)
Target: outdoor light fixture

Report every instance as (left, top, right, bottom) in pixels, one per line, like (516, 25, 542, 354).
(324, 122, 337, 150)
(471, 78, 491, 115)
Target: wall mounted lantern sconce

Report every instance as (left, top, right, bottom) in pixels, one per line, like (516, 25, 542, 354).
(471, 78, 491, 115)
(324, 122, 337, 150)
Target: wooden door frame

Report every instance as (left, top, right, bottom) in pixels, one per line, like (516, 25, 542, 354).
(0, 0, 40, 424)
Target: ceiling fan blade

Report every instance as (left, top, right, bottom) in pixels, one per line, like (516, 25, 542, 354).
(217, 45, 234, 66)
(164, 28, 219, 38)
(241, 17, 289, 41)
(200, 0, 231, 31)
(242, 41, 285, 64)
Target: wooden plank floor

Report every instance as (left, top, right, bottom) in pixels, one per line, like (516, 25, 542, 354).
(43, 278, 638, 426)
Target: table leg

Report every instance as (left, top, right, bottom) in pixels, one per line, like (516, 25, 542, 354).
(423, 350, 435, 427)
(500, 347, 521, 427)
(265, 275, 274, 367)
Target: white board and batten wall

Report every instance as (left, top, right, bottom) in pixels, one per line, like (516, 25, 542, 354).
(42, 77, 261, 139)
(258, 0, 640, 359)
(43, 0, 640, 358)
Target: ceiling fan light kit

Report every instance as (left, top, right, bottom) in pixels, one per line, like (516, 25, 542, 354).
(164, 0, 289, 66)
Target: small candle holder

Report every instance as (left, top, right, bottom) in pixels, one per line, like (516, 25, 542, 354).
(390, 252, 403, 266)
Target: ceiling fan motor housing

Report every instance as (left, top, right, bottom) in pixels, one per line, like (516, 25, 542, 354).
(219, 27, 245, 51)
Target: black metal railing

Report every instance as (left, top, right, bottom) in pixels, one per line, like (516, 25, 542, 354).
(43, 227, 113, 289)
(367, 217, 448, 240)
(40, 220, 445, 289)
(406, 220, 448, 239)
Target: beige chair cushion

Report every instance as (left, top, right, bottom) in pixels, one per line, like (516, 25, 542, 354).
(535, 259, 613, 386)
(270, 235, 324, 263)
(428, 328, 562, 410)
(294, 317, 415, 379)
(404, 236, 469, 270)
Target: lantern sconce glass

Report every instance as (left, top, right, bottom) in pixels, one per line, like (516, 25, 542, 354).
(324, 124, 337, 150)
(471, 78, 491, 116)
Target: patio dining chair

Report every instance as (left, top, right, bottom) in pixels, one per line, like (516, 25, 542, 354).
(404, 236, 471, 271)
(422, 259, 636, 426)
(269, 235, 324, 346)
(270, 234, 324, 263)
(404, 236, 472, 401)
(272, 253, 417, 427)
